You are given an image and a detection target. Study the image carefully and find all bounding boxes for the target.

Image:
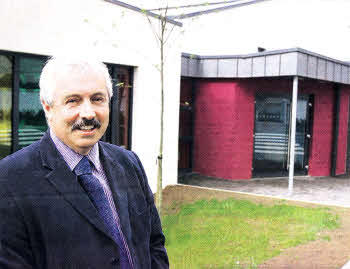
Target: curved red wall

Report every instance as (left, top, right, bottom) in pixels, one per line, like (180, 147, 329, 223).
(191, 78, 344, 180)
(193, 80, 254, 179)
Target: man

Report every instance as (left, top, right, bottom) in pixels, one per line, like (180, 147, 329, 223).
(0, 56, 169, 268)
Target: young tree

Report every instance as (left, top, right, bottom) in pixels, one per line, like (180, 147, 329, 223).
(141, 3, 178, 216)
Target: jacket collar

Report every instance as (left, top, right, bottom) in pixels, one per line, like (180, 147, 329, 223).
(39, 131, 120, 244)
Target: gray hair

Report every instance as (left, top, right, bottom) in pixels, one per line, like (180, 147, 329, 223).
(39, 56, 113, 106)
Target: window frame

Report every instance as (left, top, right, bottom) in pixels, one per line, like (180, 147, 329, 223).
(103, 63, 133, 150)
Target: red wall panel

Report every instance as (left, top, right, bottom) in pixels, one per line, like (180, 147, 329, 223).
(193, 80, 254, 179)
(191, 78, 337, 180)
(298, 81, 334, 177)
(336, 86, 350, 175)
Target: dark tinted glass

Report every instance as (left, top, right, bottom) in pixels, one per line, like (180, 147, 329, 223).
(295, 100, 307, 170)
(104, 65, 132, 149)
(116, 66, 131, 149)
(253, 95, 310, 177)
(19, 57, 47, 149)
(0, 55, 12, 159)
(254, 96, 290, 173)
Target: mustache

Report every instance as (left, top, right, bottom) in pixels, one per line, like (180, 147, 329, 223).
(71, 118, 101, 131)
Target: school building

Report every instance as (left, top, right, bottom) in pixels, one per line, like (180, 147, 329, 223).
(1, 0, 350, 188)
(179, 48, 350, 179)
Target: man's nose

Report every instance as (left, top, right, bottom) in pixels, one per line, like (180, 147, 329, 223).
(79, 101, 96, 119)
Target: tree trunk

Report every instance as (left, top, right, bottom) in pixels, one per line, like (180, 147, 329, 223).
(156, 17, 165, 216)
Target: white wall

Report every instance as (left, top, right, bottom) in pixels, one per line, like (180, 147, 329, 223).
(180, 0, 350, 61)
(0, 0, 182, 191)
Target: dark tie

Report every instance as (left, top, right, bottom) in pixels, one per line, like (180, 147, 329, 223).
(74, 156, 131, 269)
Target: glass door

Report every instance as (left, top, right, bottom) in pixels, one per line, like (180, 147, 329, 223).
(253, 96, 291, 177)
(294, 97, 313, 173)
(253, 95, 311, 177)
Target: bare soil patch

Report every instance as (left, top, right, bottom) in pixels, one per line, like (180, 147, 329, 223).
(162, 184, 350, 269)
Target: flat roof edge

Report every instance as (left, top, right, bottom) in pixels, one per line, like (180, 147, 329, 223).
(182, 48, 350, 66)
(181, 48, 350, 85)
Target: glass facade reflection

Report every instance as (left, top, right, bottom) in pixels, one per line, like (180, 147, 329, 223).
(254, 96, 290, 174)
(19, 57, 47, 148)
(295, 99, 308, 170)
(0, 55, 12, 158)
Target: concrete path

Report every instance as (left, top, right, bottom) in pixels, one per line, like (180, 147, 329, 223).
(180, 174, 350, 208)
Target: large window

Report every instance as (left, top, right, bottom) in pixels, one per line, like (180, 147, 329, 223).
(104, 65, 133, 149)
(115, 66, 132, 148)
(0, 51, 133, 159)
(0, 55, 12, 158)
(19, 56, 47, 149)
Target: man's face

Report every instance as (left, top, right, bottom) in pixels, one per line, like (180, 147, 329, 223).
(42, 69, 110, 155)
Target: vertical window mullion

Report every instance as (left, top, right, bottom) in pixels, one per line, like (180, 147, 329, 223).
(11, 55, 19, 153)
(127, 67, 133, 150)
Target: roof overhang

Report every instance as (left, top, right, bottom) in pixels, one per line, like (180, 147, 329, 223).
(181, 48, 350, 85)
(104, 0, 182, 26)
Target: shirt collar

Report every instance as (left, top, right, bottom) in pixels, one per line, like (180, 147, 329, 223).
(50, 129, 100, 172)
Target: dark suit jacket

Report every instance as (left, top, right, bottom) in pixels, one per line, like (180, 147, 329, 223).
(0, 132, 169, 269)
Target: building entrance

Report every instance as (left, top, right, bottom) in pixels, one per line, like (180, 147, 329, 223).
(253, 95, 313, 177)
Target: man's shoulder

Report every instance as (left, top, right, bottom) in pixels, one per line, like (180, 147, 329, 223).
(0, 140, 41, 176)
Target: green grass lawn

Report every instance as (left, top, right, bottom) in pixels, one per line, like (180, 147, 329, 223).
(162, 199, 339, 269)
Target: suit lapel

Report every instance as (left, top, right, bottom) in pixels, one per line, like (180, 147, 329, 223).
(39, 132, 116, 242)
(99, 145, 132, 242)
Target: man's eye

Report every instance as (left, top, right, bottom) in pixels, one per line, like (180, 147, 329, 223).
(66, 99, 78, 104)
(92, 97, 105, 102)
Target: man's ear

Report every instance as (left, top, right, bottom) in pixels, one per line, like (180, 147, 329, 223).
(41, 99, 52, 121)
